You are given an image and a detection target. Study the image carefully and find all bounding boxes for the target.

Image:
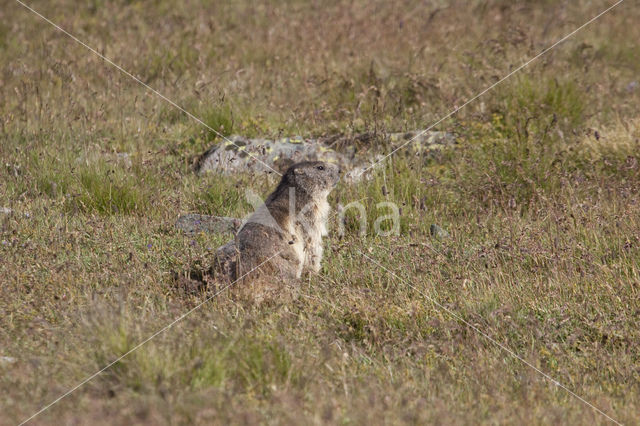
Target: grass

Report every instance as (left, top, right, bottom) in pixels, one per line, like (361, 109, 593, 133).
(199, 104, 236, 141)
(1, 0, 639, 424)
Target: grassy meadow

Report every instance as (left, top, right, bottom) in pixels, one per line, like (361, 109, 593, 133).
(1, 0, 639, 424)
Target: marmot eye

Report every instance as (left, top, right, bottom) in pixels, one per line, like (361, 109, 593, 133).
(316, 165, 325, 171)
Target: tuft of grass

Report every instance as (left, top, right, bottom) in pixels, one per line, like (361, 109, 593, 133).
(200, 104, 235, 141)
(500, 76, 586, 136)
(70, 166, 149, 215)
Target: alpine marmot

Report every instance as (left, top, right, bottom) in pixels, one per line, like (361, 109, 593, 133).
(216, 161, 340, 283)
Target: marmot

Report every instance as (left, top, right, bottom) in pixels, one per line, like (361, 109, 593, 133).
(216, 161, 340, 283)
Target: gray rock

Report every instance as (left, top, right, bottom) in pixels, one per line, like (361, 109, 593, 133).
(0, 356, 16, 365)
(175, 214, 241, 235)
(195, 129, 455, 180)
(116, 152, 133, 169)
(387, 130, 455, 154)
(195, 134, 351, 176)
(430, 224, 450, 240)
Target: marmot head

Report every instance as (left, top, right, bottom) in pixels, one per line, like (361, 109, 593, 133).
(284, 161, 341, 197)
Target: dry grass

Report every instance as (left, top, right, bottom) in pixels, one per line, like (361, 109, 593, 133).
(1, 0, 639, 424)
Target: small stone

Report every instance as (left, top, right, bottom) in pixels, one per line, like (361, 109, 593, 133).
(430, 224, 450, 240)
(0, 356, 17, 365)
(343, 166, 371, 183)
(116, 152, 133, 169)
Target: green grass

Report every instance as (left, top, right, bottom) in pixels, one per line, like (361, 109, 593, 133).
(72, 165, 149, 215)
(1, 0, 639, 424)
(200, 104, 236, 141)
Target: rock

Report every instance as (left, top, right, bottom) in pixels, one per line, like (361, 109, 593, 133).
(195, 134, 351, 176)
(195, 129, 455, 180)
(387, 130, 455, 154)
(175, 214, 241, 234)
(0, 356, 17, 365)
(343, 165, 370, 183)
(430, 224, 450, 240)
(116, 152, 133, 169)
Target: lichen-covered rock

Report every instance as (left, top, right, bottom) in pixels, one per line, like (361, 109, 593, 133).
(429, 223, 450, 240)
(195, 135, 351, 175)
(195, 130, 455, 179)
